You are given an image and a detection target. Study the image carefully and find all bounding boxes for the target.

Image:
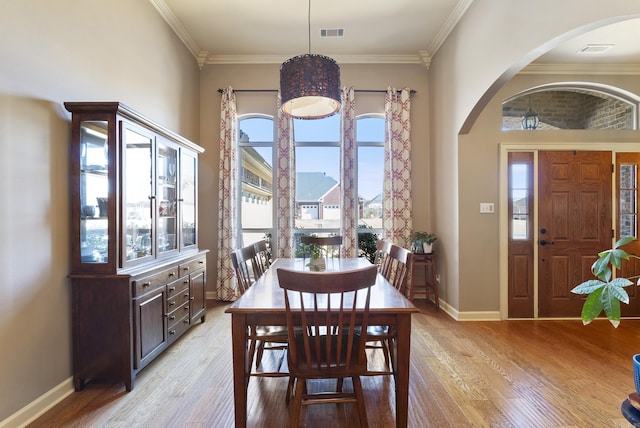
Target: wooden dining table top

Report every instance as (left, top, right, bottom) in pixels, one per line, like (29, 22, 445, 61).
(225, 257, 418, 314)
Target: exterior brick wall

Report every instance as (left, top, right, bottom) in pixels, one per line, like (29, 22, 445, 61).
(502, 90, 634, 130)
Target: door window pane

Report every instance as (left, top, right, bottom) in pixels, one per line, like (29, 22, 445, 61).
(510, 163, 530, 240)
(620, 163, 638, 238)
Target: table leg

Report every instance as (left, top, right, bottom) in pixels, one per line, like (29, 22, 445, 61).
(394, 313, 411, 428)
(231, 313, 249, 428)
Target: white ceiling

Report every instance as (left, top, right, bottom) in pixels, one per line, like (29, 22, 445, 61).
(151, 0, 640, 69)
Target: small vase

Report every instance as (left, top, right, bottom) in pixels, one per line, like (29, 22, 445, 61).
(308, 257, 326, 272)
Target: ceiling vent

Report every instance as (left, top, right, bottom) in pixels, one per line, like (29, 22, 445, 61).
(577, 44, 614, 54)
(320, 28, 344, 38)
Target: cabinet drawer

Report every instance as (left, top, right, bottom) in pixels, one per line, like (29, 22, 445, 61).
(167, 302, 190, 329)
(132, 266, 180, 297)
(166, 277, 189, 299)
(167, 287, 190, 311)
(179, 257, 206, 277)
(168, 312, 190, 343)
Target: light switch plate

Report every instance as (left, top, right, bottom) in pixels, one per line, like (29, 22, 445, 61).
(480, 203, 494, 213)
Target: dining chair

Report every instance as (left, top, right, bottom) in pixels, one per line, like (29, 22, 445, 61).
(253, 239, 271, 275)
(231, 245, 288, 376)
(277, 265, 378, 428)
(300, 235, 343, 260)
(366, 243, 413, 373)
(374, 239, 394, 278)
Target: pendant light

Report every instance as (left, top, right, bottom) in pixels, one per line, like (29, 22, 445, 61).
(280, 0, 341, 119)
(521, 95, 539, 130)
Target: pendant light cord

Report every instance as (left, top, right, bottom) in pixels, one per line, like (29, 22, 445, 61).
(307, 0, 311, 54)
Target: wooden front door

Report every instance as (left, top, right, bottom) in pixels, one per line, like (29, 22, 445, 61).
(616, 153, 640, 316)
(537, 151, 612, 318)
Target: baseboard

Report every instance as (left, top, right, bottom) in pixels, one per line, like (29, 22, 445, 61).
(435, 299, 502, 321)
(0, 377, 74, 428)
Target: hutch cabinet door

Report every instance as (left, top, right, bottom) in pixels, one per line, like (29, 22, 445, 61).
(157, 138, 179, 256)
(75, 119, 112, 271)
(122, 122, 155, 266)
(134, 286, 168, 369)
(181, 148, 198, 249)
(190, 269, 206, 323)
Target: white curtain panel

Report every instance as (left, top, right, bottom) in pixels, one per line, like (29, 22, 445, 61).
(216, 87, 239, 301)
(275, 92, 295, 258)
(340, 86, 357, 257)
(383, 87, 413, 248)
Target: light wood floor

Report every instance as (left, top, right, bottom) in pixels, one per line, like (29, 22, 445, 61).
(28, 300, 639, 427)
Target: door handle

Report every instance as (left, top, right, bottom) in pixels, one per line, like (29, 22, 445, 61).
(539, 239, 554, 246)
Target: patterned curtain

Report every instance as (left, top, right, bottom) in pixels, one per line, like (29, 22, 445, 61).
(383, 87, 413, 247)
(216, 87, 238, 301)
(340, 86, 357, 257)
(275, 92, 295, 258)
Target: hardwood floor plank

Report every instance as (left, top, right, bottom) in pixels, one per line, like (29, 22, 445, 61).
(27, 300, 640, 427)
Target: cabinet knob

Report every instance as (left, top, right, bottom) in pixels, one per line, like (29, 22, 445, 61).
(169, 301, 176, 306)
(183, 266, 189, 272)
(168, 271, 175, 277)
(183, 280, 189, 285)
(169, 286, 176, 292)
(169, 315, 175, 320)
(183, 293, 189, 298)
(143, 281, 151, 287)
(170, 330, 176, 335)
(183, 318, 189, 323)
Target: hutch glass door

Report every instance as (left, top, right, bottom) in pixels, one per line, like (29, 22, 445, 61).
(181, 150, 197, 248)
(157, 141, 178, 254)
(79, 121, 109, 264)
(124, 126, 153, 262)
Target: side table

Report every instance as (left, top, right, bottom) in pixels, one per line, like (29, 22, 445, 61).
(411, 252, 439, 310)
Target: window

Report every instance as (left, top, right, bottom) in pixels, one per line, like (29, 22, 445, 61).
(238, 110, 385, 260)
(238, 116, 274, 248)
(293, 115, 341, 232)
(508, 156, 532, 240)
(620, 163, 638, 238)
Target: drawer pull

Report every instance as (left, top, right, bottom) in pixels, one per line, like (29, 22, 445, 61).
(198, 260, 204, 264)
(183, 318, 189, 323)
(168, 271, 176, 277)
(143, 281, 151, 287)
(183, 266, 189, 272)
(169, 301, 176, 307)
(168, 286, 176, 292)
(183, 293, 189, 298)
(169, 315, 176, 320)
(183, 280, 189, 285)
(190, 296, 195, 301)
(184, 306, 189, 312)
(169, 330, 176, 335)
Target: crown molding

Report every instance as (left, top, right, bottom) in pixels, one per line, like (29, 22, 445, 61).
(521, 63, 640, 75)
(428, 0, 474, 56)
(202, 53, 431, 68)
(150, 0, 201, 58)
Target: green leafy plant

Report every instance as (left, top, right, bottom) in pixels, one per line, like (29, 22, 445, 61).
(571, 236, 640, 327)
(410, 231, 437, 245)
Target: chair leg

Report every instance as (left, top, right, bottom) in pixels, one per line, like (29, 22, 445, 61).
(290, 377, 305, 427)
(352, 376, 368, 427)
(286, 377, 295, 405)
(255, 341, 265, 368)
(336, 377, 343, 392)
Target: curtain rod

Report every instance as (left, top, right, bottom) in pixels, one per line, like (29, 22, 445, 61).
(216, 88, 416, 94)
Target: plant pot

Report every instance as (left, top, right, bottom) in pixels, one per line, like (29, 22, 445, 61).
(633, 354, 640, 395)
(423, 243, 433, 254)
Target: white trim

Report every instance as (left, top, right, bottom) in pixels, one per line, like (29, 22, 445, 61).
(0, 378, 74, 428)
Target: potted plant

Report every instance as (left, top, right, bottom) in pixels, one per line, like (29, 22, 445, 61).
(410, 231, 437, 254)
(571, 236, 640, 327)
(306, 243, 326, 271)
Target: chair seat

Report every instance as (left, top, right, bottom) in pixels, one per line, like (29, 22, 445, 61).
(288, 333, 367, 376)
(254, 325, 288, 337)
(366, 325, 390, 337)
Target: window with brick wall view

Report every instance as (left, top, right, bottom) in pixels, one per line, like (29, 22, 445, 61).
(502, 89, 637, 130)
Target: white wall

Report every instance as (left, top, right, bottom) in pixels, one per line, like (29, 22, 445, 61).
(0, 1, 200, 423)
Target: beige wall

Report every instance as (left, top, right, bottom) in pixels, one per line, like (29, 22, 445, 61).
(0, 0, 200, 423)
(198, 63, 430, 295)
(430, 0, 640, 315)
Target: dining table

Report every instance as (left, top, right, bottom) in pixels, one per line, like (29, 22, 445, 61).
(225, 257, 418, 427)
